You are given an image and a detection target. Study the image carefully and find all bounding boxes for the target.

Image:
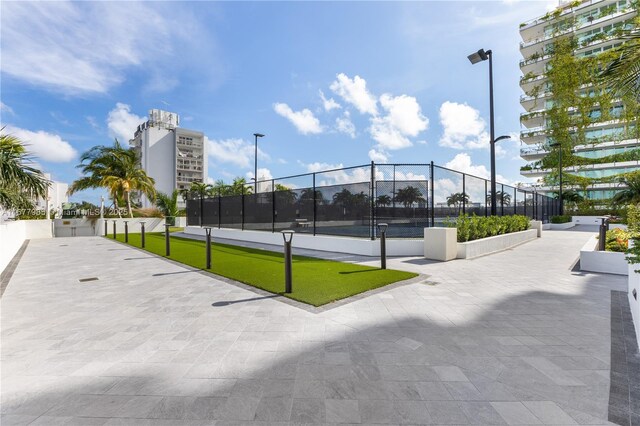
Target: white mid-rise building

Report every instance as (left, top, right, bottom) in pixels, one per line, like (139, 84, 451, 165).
(129, 109, 208, 207)
(34, 173, 68, 213)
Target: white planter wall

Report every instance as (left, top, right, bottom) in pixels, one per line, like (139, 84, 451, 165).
(0, 220, 53, 274)
(628, 261, 640, 350)
(549, 222, 575, 230)
(573, 216, 606, 225)
(184, 226, 424, 256)
(579, 234, 628, 275)
(456, 229, 538, 259)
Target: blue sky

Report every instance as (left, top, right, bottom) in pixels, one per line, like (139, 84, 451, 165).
(0, 0, 556, 204)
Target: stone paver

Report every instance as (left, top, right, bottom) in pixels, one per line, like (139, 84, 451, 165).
(0, 228, 625, 424)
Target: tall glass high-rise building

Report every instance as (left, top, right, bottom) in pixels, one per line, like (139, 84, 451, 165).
(519, 0, 639, 201)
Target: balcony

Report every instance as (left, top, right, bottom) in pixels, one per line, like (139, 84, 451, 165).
(520, 145, 549, 160)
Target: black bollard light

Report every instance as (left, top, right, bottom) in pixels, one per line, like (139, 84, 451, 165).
(140, 221, 146, 248)
(598, 216, 608, 251)
(204, 227, 212, 269)
(124, 221, 129, 243)
(377, 223, 388, 269)
(282, 230, 294, 293)
(104, 220, 108, 237)
(112, 220, 117, 239)
(164, 224, 171, 256)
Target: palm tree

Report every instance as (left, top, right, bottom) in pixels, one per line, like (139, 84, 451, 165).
(190, 181, 212, 199)
(332, 189, 354, 206)
(69, 139, 156, 218)
(600, 29, 640, 98)
(275, 184, 297, 204)
(156, 189, 180, 218)
(300, 188, 325, 205)
(0, 131, 48, 210)
(486, 191, 511, 206)
(446, 192, 469, 215)
(612, 171, 640, 205)
(394, 186, 425, 208)
(376, 194, 392, 207)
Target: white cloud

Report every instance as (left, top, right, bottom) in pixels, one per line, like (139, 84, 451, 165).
(207, 137, 270, 168)
(319, 90, 341, 112)
(336, 112, 356, 138)
(445, 153, 510, 184)
(370, 93, 428, 151)
(4, 125, 76, 162)
(330, 73, 378, 115)
(246, 167, 274, 193)
(86, 116, 100, 131)
(438, 101, 490, 150)
(303, 161, 384, 185)
(368, 149, 388, 162)
(274, 103, 322, 135)
(107, 103, 145, 143)
(0, 102, 14, 115)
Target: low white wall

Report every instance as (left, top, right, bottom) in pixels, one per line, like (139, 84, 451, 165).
(573, 216, 606, 225)
(628, 247, 640, 349)
(184, 226, 424, 256)
(456, 229, 538, 260)
(579, 234, 628, 275)
(97, 218, 166, 234)
(549, 222, 575, 230)
(0, 219, 53, 274)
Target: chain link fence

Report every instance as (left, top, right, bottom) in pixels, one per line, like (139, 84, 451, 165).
(186, 162, 559, 239)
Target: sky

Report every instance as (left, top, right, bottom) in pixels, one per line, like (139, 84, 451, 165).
(0, 0, 558, 205)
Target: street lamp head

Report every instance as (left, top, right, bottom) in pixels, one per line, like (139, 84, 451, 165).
(254, 133, 265, 138)
(494, 135, 512, 143)
(281, 230, 294, 243)
(377, 223, 388, 233)
(468, 48, 489, 64)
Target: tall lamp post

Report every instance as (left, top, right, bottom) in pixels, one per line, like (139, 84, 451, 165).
(253, 133, 265, 193)
(468, 48, 503, 216)
(549, 142, 564, 215)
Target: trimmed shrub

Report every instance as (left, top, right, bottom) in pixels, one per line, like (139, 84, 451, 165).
(550, 215, 572, 224)
(452, 214, 531, 243)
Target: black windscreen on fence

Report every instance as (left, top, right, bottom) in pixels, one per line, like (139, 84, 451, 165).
(185, 162, 559, 239)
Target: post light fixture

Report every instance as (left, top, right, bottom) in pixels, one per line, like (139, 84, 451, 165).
(253, 133, 265, 193)
(377, 223, 388, 270)
(124, 221, 129, 243)
(281, 230, 294, 293)
(140, 221, 146, 248)
(204, 227, 213, 269)
(104, 219, 108, 237)
(112, 220, 117, 239)
(164, 224, 171, 256)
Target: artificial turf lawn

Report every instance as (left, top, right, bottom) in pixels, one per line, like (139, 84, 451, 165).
(111, 233, 418, 306)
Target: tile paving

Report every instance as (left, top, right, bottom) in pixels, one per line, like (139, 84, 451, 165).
(0, 228, 628, 425)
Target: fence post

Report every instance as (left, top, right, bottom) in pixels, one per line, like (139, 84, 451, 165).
(485, 180, 488, 217)
(313, 173, 317, 236)
(462, 173, 466, 215)
(524, 191, 527, 218)
(218, 189, 221, 229)
(430, 161, 435, 227)
(241, 186, 245, 231)
(370, 161, 375, 241)
(501, 184, 505, 216)
(272, 179, 276, 233)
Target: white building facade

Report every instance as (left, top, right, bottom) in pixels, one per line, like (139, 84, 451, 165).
(519, 0, 639, 200)
(129, 109, 208, 207)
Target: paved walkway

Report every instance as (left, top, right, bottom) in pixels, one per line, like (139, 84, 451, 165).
(1, 229, 626, 425)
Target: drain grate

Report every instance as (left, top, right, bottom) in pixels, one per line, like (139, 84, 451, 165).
(423, 281, 439, 286)
(59, 244, 68, 247)
(78, 277, 99, 282)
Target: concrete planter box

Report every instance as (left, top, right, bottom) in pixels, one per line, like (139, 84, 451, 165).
(628, 248, 640, 349)
(549, 222, 575, 230)
(579, 234, 628, 275)
(456, 229, 538, 259)
(424, 228, 457, 261)
(573, 216, 606, 225)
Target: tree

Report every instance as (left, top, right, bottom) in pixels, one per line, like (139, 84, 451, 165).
(600, 29, 640, 99)
(156, 189, 180, 218)
(300, 188, 326, 205)
(486, 191, 511, 207)
(612, 171, 640, 205)
(190, 181, 212, 198)
(274, 184, 297, 204)
(332, 188, 354, 206)
(376, 194, 392, 207)
(394, 186, 425, 208)
(68, 139, 156, 218)
(446, 192, 469, 215)
(0, 131, 48, 211)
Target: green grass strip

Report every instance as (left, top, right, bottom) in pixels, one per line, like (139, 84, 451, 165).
(111, 233, 417, 306)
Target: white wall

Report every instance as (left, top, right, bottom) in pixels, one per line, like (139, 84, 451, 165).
(142, 127, 175, 207)
(0, 220, 53, 274)
(184, 226, 424, 256)
(629, 260, 640, 350)
(579, 234, 628, 275)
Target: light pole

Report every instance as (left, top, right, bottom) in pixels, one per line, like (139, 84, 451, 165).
(377, 223, 388, 270)
(549, 142, 564, 215)
(281, 230, 294, 293)
(253, 133, 265, 193)
(468, 48, 500, 215)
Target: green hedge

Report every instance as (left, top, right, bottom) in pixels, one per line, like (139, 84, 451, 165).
(447, 214, 531, 243)
(550, 215, 572, 224)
